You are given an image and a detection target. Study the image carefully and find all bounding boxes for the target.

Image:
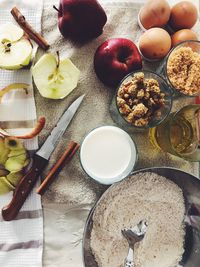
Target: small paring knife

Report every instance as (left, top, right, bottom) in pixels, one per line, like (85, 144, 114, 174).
(1, 94, 85, 221)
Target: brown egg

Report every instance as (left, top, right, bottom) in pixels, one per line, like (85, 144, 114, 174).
(139, 28, 171, 60)
(139, 0, 171, 30)
(170, 1, 198, 30)
(171, 29, 198, 47)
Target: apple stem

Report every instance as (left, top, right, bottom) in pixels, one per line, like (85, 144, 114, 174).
(53, 5, 61, 14)
(56, 51, 60, 68)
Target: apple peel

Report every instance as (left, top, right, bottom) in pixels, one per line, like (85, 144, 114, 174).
(0, 83, 30, 102)
(0, 117, 45, 140)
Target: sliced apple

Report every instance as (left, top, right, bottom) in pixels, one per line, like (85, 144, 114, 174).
(0, 137, 30, 194)
(6, 171, 23, 187)
(32, 53, 80, 99)
(0, 23, 32, 70)
(4, 137, 24, 151)
(0, 176, 15, 195)
(0, 22, 24, 42)
(0, 137, 10, 165)
(5, 153, 28, 172)
(8, 148, 26, 157)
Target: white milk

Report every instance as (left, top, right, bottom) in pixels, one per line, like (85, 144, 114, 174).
(80, 126, 137, 185)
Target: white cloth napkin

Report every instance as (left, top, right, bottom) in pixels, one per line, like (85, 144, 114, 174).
(0, 1, 43, 266)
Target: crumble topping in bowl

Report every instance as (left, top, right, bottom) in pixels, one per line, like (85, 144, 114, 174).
(167, 47, 200, 96)
(117, 72, 165, 127)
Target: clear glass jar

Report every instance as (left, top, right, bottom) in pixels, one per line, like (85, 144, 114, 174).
(149, 104, 200, 162)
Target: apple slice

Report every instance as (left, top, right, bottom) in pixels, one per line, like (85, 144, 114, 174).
(5, 153, 28, 172)
(8, 148, 26, 157)
(0, 23, 32, 70)
(4, 137, 24, 151)
(0, 136, 30, 194)
(6, 171, 23, 187)
(0, 137, 10, 165)
(0, 22, 24, 42)
(0, 176, 15, 195)
(32, 53, 80, 99)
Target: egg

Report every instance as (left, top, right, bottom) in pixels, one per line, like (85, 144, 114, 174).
(139, 0, 171, 30)
(171, 29, 198, 47)
(170, 1, 198, 30)
(139, 28, 171, 60)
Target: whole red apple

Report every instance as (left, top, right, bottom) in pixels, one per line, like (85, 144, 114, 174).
(94, 38, 142, 87)
(54, 0, 107, 42)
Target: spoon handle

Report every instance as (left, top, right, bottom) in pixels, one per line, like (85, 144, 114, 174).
(124, 247, 134, 267)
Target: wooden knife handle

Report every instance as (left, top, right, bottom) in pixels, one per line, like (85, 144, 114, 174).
(1, 154, 48, 221)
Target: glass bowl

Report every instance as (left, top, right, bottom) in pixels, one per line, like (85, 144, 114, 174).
(110, 70, 173, 131)
(164, 40, 200, 97)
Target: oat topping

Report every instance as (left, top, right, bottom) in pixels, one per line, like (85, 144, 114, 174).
(167, 47, 200, 96)
(117, 72, 165, 127)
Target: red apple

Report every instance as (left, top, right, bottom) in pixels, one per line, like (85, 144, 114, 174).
(54, 0, 107, 42)
(94, 38, 142, 87)
(195, 97, 200, 105)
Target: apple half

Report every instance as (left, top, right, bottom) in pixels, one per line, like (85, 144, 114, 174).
(32, 53, 80, 99)
(0, 23, 32, 70)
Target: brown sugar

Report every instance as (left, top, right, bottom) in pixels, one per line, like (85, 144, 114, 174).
(167, 47, 200, 96)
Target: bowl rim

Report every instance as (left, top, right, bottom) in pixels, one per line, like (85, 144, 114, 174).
(164, 40, 200, 97)
(115, 69, 173, 129)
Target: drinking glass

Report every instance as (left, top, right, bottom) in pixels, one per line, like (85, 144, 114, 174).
(80, 126, 138, 185)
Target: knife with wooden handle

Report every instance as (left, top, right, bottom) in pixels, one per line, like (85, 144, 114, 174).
(2, 94, 85, 221)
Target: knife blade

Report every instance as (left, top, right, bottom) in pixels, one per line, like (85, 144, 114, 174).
(2, 94, 85, 221)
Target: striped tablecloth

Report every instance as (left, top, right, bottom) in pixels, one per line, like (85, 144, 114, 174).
(0, 0, 43, 266)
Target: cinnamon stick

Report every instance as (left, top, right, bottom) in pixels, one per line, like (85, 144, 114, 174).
(11, 7, 50, 51)
(36, 141, 80, 195)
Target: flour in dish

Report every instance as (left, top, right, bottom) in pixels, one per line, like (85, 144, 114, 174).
(91, 172, 185, 267)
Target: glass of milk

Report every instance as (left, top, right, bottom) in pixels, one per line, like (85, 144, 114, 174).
(80, 126, 138, 185)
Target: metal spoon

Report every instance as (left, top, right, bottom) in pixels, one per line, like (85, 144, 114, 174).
(121, 220, 148, 267)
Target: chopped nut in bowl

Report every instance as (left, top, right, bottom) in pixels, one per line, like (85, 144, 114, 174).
(110, 70, 173, 130)
(165, 41, 200, 97)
